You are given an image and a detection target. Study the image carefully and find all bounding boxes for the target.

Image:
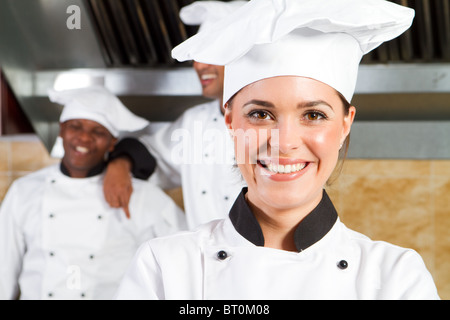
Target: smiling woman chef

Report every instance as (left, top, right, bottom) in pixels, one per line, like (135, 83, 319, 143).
(115, 0, 439, 300)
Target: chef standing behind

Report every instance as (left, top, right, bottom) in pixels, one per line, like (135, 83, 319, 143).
(103, 1, 248, 230)
(0, 86, 186, 300)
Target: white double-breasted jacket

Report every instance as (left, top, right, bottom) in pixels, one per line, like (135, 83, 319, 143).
(115, 189, 439, 300)
(0, 164, 187, 300)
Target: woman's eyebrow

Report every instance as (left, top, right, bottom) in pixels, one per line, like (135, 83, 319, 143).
(243, 99, 334, 111)
(243, 99, 275, 108)
(298, 100, 334, 111)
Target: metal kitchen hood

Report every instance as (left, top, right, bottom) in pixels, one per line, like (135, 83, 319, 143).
(0, 0, 449, 158)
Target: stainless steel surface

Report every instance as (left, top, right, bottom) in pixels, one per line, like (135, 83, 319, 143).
(0, 0, 107, 148)
(87, 0, 195, 66)
(349, 121, 450, 159)
(436, 0, 450, 60)
(29, 64, 450, 97)
(356, 64, 450, 94)
(0, 0, 105, 70)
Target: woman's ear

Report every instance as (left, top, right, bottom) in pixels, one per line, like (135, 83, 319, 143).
(341, 106, 356, 145)
(224, 102, 233, 131)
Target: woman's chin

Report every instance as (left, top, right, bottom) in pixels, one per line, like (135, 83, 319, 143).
(251, 183, 314, 212)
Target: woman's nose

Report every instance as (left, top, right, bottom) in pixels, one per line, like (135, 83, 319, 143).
(271, 120, 302, 155)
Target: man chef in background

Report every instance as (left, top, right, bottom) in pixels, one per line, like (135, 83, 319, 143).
(104, 1, 248, 229)
(0, 86, 186, 300)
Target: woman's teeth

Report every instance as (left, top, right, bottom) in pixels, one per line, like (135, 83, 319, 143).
(76, 146, 89, 154)
(262, 161, 307, 174)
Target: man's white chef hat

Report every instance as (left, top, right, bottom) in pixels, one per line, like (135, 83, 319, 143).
(180, 0, 249, 32)
(172, 0, 415, 103)
(48, 86, 149, 138)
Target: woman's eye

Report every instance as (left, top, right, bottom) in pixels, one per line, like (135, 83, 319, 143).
(305, 112, 325, 121)
(250, 110, 272, 120)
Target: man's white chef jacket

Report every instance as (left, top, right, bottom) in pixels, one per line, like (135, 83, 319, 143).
(143, 100, 246, 229)
(0, 164, 186, 300)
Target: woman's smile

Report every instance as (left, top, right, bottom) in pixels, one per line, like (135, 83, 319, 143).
(257, 159, 310, 181)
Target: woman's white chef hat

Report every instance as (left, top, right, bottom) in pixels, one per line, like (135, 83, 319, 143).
(48, 86, 149, 138)
(180, 0, 249, 32)
(172, 0, 415, 103)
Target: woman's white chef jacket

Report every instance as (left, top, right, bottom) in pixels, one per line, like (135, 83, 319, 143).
(0, 164, 187, 300)
(115, 188, 440, 300)
(142, 100, 246, 229)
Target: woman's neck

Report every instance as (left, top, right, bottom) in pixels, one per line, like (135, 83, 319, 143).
(245, 190, 323, 252)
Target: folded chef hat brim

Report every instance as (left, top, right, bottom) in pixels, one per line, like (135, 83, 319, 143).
(225, 28, 363, 103)
(58, 100, 120, 137)
(180, 1, 248, 32)
(172, 0, 414, 103)
(49, 86, 149, 138)
(173, 0, 415, 63)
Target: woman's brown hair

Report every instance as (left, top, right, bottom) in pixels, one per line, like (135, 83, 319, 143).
(328, 90, 353, 186)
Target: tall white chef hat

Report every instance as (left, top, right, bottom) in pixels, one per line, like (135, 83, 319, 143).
(172, 0, 415, 103)
(180, 0, 249, 32)
(48, 86, 149, 138)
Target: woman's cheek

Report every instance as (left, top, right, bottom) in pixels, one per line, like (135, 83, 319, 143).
(233, 127, 260, 165)
(308, 128, 341, 168)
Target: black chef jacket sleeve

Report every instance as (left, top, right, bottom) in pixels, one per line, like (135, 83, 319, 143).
(108, 137, 156, 180)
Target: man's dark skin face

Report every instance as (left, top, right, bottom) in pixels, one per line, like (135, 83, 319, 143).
(60, 119, 117, 178)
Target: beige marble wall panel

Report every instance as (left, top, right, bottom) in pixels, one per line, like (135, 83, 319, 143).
(0, 136, 58, 201)
(11, 140, 57, 172)
(329, 159, 450, 300)
(433, 161, 450, 299)
(0, 140, 10, 172)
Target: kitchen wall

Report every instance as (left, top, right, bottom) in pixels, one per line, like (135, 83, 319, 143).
(0, 135, 59, 198)
(326, 159, 450, 300)
(0, 134, 449, 299)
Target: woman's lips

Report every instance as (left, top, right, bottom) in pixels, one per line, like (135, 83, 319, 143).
(257, 159, 310, 181)
(261, 161, 306, 174)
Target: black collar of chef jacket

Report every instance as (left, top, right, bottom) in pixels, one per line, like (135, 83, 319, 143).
(60, 161, 107, 178)
(229, 188, 338, 252)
